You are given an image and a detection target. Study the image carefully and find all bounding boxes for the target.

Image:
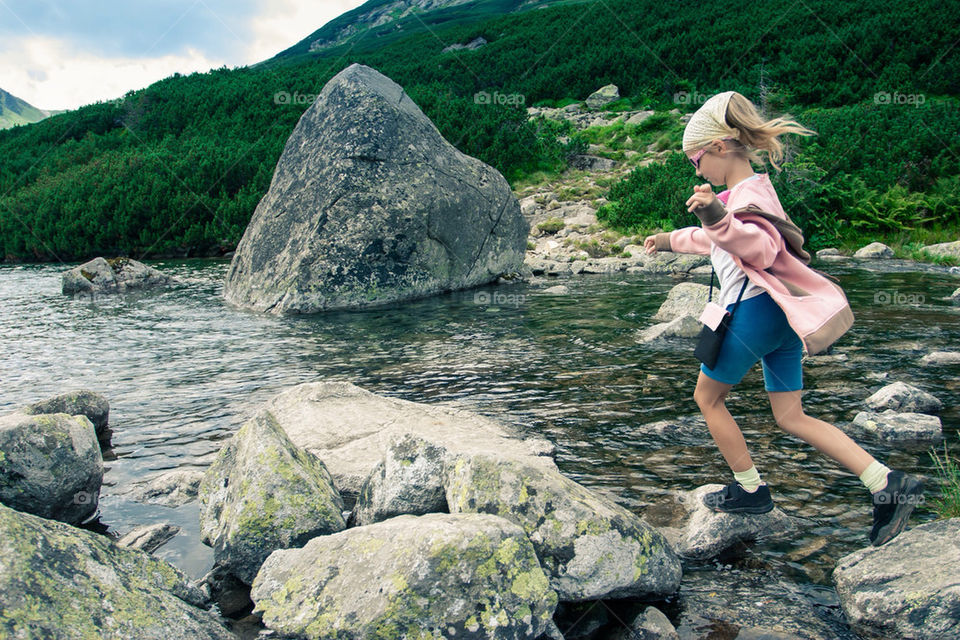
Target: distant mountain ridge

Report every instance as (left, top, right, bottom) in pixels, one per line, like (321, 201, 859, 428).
(266, 0, 581, 63)
(0, 88, 61, 129)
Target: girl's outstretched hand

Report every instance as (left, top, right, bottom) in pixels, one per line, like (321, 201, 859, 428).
(685, 183, 717, 213)
(643, 236, 657, 254)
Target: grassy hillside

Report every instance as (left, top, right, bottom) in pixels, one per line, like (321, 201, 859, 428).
(265, 0, 587, 66)
(0, 0, 957, 263)
(0, 89, 51, 129)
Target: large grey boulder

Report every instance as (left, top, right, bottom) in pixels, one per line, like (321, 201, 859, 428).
(198, 409, 347, 585)
(444, 452, 682, 601)
(20, 390, 110, 440)
(923, 239, 960, 260)
(834, 518, 960, 640)
(251, 512, 559, 640)
(261, 381, 556, 503)
(223, 62, 528, 314)
(0, 501, 233, 639)
(62, 256, 175, 296)
(0, 410, 103, 525)
(863, 381, 942, 414)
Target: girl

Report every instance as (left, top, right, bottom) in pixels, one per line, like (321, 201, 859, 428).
(643, 91, 922, 546)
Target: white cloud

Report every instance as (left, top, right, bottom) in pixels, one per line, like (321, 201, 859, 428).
(1, 0, 368, 112)
(242, 0, 367, 64)
(0, 35, 227, 111)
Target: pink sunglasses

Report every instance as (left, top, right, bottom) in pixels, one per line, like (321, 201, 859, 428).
(689, 137, 737, 170)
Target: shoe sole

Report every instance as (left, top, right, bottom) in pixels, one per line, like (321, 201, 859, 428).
(872, 477, 923, 546)
(702, 495, 775, 514)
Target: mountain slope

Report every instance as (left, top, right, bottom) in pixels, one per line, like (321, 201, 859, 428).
(265, 0, 583, 65)
(0, 88, 54, 129)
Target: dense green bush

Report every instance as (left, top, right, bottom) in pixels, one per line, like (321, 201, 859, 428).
(0, 0, 957, 262)
(596, 152, 700, 233)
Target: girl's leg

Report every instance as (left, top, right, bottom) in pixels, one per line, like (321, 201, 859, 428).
(693, 370, 754, 472)
(766, 390, 875, 475)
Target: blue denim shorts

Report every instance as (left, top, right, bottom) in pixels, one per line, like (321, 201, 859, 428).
(700, 291, 803, 392)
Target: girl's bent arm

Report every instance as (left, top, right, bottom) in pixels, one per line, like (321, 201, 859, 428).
(692, 199, 779, 268)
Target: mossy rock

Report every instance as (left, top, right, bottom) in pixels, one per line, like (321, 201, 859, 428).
(251, 512, 559, 640)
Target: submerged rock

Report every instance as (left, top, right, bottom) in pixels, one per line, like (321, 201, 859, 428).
(223, 62, 527, 314)
(444, 452, 682, 601)
(920, 351, 960, 366)
(834, 518, 960, 640)
(0, 410, 103, 525)
(0, 501, 233, 639)
(251, 512, 559, 640)
(198, 409, 346, 585)
(129, 468, 205, 507)
(117, 523, 181, 554)
(637, 315, 701, 343)
(862, 381, 942, 414)
(62, 256, 175, 296)
(848, 410, 942, 443)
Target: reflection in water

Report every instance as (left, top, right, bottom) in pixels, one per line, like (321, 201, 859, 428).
(1, 259, 957, 611)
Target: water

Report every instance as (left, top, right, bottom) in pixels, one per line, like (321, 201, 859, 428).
(2, 258, 958, 633)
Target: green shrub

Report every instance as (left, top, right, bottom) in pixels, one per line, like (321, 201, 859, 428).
(537, 217, 565, 233)
(596, 152, 699, 233)
(928, 437, 960, 519)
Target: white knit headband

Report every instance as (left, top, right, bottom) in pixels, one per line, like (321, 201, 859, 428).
(682, 91, 741, 153)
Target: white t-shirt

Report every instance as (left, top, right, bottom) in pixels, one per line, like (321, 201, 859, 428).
(710, 174, 766, 308)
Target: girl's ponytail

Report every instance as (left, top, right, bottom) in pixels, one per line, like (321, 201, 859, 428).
(724, 93, 816, 171)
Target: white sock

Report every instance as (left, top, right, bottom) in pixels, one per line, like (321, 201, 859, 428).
(860, 460, 891, 494)
(733, 465, 763, 493)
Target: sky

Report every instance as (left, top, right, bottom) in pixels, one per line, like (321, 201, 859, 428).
(0, 0, 369, 111)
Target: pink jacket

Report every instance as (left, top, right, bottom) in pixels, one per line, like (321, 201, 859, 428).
(653, 173, 853, 355)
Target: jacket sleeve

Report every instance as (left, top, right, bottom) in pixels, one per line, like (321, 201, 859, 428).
(692, 198, 780, 269)
(666, 227, 712, 255)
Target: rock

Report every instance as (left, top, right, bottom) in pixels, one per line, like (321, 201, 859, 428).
(251, 512, 559, 640)
(847, 410, 942, 443)
(920, 351, 960, 366)
(651, 282, 710, 322)
(626, 110, 655, 126)
(262, 381, 556, 503)
(834, 518, 960, 640)
(581, 258, 625, 273)
(441, 35, 487, 53)
(863, 381, 942, 414)
(198, 408, 347, 585)
(0, 410, 103, 525)
(353, 433, 447, 526)
(444, 452, 682, 601)
(949, 287, 960, 304)
(853, 242, 894, 259)
(637, 315, 701, 343)
(632, 415, 707, 441)
(586, 84, 620, 109)
(923, 239, 960, 260)
(62, 256, 175, 296)
(541, 284, 570, 295)
(20, 390, 110, 440)
(0, 501, 233, 639)
(569, 154, 617, 171)
(117, 523, 181, 554)
(676, 568, 856, 640)
(223, 63, 527, 314)
(610, 606, 679, 640)
(661, 485, 797, 561)
(816, 247, 841, 257)
(129, 468, 206, 507)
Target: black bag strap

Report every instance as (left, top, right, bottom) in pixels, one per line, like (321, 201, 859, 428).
(707, 266, 750, 312)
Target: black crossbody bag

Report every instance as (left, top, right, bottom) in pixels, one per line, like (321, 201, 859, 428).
(693, 268, 750, 369)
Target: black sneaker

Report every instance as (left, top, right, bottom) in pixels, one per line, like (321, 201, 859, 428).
(702, 482, 775, 514)
(869, 470, 923, 546)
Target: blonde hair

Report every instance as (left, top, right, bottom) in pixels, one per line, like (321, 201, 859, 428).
(722, 93, 816, 171)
